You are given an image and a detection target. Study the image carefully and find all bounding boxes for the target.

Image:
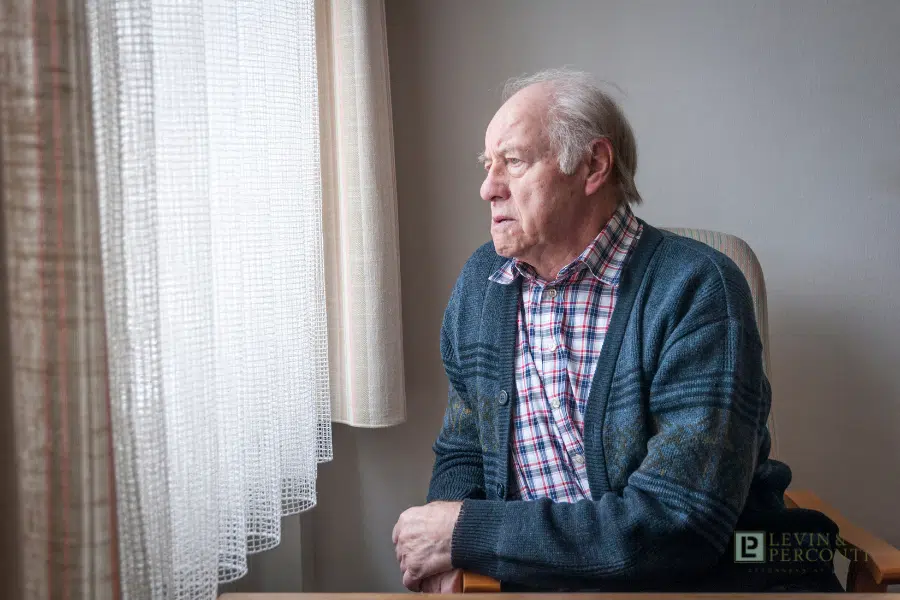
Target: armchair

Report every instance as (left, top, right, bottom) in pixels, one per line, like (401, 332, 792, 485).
(459, 228, 900, 593)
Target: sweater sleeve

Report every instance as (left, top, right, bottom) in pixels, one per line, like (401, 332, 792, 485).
(425, 327, 486, 502)
(450, 316, 768, 589)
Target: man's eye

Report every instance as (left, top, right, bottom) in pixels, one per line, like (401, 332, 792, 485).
(507, 158, 523, 166)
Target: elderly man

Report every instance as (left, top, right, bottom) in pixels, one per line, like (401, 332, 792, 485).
(392, 69, 842, 593)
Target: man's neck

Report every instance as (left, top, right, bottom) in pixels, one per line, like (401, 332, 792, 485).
(525, 203, 620, 281)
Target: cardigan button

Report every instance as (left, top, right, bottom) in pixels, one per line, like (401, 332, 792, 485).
(496, 483, 506, 498)
(498, 390, 508, 405)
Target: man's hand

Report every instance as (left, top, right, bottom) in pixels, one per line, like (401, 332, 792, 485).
(392, 501, 462, 591)
(420, 568, 463, 594)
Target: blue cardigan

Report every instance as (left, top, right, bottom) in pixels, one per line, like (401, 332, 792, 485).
(427, 222, 793, 590)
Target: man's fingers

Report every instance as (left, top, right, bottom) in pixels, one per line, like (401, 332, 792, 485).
(420, 576, 438, 594)
(394, 536, 403, 564)
(402, 570, 421, 592)
(446, 569, 463, 593)
(418, 570, 463, 595)
(391, 518, 400, 545)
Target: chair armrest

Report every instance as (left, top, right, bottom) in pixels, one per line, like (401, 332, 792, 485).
(461, 571, 501, 593)
(785, 489, 900, 586)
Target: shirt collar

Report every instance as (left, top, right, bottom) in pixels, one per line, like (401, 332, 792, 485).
(489, 202, 641, 287)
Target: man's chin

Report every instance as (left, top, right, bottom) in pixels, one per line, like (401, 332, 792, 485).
(490, 238, 516, 258)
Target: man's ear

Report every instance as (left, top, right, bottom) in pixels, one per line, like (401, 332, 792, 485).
(584, 138, 614, 196)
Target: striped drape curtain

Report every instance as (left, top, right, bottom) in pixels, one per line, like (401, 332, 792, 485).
(0, 1, 119, 598)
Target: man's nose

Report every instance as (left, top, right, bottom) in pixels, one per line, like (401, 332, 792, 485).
(480, 166, 510, 203)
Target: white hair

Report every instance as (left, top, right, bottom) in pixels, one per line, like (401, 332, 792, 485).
(501, 68, 643, 205)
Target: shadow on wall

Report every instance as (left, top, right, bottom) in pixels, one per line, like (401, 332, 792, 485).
(771, 300, 900, 547)
(304, 0, 472, 590)
(307, 0, 456, 590)
(312, 397, 449, 593)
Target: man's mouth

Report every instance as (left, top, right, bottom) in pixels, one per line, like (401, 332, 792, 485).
(492, 216, 513, 224)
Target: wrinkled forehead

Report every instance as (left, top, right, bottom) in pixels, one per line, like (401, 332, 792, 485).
(484, 89, 552, 154)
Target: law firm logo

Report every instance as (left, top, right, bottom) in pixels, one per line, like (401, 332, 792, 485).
(733, 531, 867, 574)
(734, 531, 766, 563)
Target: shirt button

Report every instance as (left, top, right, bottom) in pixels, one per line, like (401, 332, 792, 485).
(572, 453, 585, 466)
(549, 398, 561, 409)
(498, 390, 508, 405)
(546, 287, 557, 299)
(496, 483, 506, 498)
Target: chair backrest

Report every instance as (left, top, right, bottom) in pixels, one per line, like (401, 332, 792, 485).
(662, 228, 778, 458)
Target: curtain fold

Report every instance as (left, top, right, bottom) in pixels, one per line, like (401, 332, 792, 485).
(88, 0, 333, 596)
(0, 0, 120, 598)
(318, 0, 406, 427)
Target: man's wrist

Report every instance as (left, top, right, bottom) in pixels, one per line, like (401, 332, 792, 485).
(450, 499, 504, 574)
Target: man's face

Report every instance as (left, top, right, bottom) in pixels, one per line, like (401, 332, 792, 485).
(479, 84, 585, 265)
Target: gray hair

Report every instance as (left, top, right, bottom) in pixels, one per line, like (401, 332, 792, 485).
(501, 68, 643, 205)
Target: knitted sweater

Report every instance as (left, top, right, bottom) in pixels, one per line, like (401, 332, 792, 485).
(427, 222, 793, 590)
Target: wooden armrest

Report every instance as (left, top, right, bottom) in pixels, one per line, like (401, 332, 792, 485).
(785, 489, 900, 586)
(461, 571, 501, 593)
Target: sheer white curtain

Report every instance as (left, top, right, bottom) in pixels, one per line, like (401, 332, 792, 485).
(88, 0, 338, 597)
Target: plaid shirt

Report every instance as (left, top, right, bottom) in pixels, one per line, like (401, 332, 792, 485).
(488, 203, 642, 503)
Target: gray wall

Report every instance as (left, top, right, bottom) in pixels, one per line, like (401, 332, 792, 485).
(243, 0, 900, 593)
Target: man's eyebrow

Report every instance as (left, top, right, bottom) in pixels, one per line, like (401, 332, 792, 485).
(477, 146, 525, 164)
(498, 144, 523, 155)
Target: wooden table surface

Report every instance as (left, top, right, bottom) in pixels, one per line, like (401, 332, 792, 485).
(220, 594, 900, 599)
